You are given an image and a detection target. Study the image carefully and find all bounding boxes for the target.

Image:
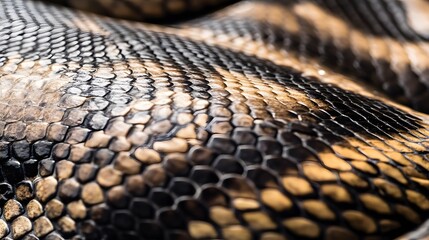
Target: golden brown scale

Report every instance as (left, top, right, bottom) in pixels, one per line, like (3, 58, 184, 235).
(1, 0, 429, 239)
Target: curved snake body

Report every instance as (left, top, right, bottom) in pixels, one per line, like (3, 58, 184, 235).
(1, 0, 429, 239)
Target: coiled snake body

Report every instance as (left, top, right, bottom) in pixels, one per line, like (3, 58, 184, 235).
(1, 0, 429, 239)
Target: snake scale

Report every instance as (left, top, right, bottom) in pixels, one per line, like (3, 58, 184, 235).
(1, 0, 429, 239)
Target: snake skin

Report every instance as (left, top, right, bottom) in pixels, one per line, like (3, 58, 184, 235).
(46, 0, 239, 21)
(1, 0, 429, 239)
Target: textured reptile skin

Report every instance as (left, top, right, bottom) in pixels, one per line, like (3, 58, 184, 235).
(47, 0, 239, 21)
(1, 0, 429, 239)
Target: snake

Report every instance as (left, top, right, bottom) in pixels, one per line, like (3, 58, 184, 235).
(1, 0, 429, 239)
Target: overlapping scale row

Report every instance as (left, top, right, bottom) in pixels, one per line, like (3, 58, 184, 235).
(0, 0, 429, 239)
(190, 0, 429, 112)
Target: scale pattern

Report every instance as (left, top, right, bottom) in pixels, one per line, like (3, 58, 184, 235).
(0, 0, 429, 239)
(188, 0, 429, 113)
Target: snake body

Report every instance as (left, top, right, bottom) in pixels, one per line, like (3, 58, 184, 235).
(1, 0, 429, 239)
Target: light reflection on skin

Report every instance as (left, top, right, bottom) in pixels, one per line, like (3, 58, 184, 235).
(0, 56, 71, 122)
(401, 0, 429, 37)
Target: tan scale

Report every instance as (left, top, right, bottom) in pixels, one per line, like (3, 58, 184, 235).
(35, 177, 58, 203)
(373, 178, 403, 199)
(232, 198, 260, 211)
(15, 183, 33, 202)
(242, 211, 277, 231)
(405, 154, 429, 171)
(3, 200, 24, 222)
(350, 161, 378, 175)
(302, 162, 337, 182)
(395, 204, 422, 224)
(33, 216, 54, 237)
(45, 199, 65, 219)
(282, 217, 320, 238)
(377, 162, 408, 185)
(210, 206, 240, 226)
(384, 151, 412, 166)
(125, 175, 146, 196)
(342, 210, 377, 234)
(113, 152, 142, 175)
(403, 166, 427, 179)
(331, 145, 367, 161)
(55, 160, 75, 181)
(222, 225, 252, 240)
(57, 216, 76, 235)
(188, 221, 218, 239)
(410, 177, 429, 189)
(320, 184, 353, 204)
(357, 147, 390, 162)
(260, 188, 293, 212)
(11, 216, 32, 239)
(302, 200, 336, 221)
(325, 226, 358, 240)
(281, 176, 314, 196)
(260, 232, 287, 240)
(66, 200, 87, 220)
(0, 220, 8, 239)
(379, 219, 401, 233)
(405, 190, 429, 210)
(318, 152, 352, 171)
(96, 165, 124, 188)
(26, 200, 44, 219)
(339, 172, 369, 189)
(359, 194, 391, 215)
(81, 182, 105, 205)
